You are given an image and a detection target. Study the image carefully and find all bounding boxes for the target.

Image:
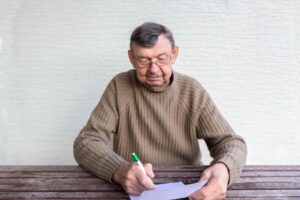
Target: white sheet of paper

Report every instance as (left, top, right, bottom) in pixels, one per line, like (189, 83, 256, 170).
(129, 180, 207, 200)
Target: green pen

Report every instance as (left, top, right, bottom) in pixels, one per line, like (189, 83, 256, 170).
(132, 152, 154, 184)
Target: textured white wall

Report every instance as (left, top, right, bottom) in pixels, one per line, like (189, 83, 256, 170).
(1, 0, 300, 165)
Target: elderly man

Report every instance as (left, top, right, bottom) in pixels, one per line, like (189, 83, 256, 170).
(74, 22, 247, 199)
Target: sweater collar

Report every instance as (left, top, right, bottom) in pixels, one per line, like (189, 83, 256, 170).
(133, 69, 177, 93)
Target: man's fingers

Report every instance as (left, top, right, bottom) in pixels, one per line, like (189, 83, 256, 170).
(134, 165, 156, 190)
(190, 164, 229, 199)
(144, 163, 155, 178)
(190, 177, 226, 199)
(141, 176, 156, 189)
(199, 170, 211, 183)
(125, 182, 145, 195)
(189, 178, 213, 199)
(189, 181, 211, 200)
(138, 174, 156, 189)
(126, 186, 144, 196)
(113, 162, 153, 195)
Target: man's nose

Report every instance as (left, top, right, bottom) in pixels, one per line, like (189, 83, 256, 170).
(148, 62, 160, 73)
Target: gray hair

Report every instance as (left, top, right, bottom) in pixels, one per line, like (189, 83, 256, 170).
(130, 22, 175, 50)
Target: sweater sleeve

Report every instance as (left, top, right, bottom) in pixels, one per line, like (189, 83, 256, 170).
(73, 79, 128, 183)
(196, 88, 247, 186)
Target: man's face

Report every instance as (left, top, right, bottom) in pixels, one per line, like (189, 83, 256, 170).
(128, 35, 179, 91)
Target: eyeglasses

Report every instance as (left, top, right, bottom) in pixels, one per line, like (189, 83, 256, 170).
(135, 56, 172, 68)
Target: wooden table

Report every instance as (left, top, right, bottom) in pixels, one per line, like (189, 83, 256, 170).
(0, 165, 299, 199)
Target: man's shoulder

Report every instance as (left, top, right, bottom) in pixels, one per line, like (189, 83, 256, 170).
(174, 71, 205, 92)
(173, 71, 209, 116)
(103, 70, 135, 106)
(109, 69, 135, 89)
(112, 69, 134, 82)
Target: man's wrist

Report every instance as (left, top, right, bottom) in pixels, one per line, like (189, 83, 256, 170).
(215, 162, 230, 185)
(112, 162, 130, 184)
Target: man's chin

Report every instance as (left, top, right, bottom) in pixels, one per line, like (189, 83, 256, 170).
(146, 81, 163, 87)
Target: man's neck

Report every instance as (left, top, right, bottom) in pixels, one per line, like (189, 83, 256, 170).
(144, 73, 173, 92)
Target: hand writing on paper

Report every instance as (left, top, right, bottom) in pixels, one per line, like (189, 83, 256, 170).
(113, 162, 156, 195)
(189, 163, 229, 200)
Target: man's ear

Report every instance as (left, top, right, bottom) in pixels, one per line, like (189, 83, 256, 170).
(171, 46, 179, 64)
(128, 50, 136, 67)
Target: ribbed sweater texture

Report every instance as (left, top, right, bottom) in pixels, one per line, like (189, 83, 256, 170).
(74, 69, 247, 186)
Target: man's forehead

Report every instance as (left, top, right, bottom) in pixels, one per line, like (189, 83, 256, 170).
(131, 36, 173, 57)
(134, 50, 170, 58)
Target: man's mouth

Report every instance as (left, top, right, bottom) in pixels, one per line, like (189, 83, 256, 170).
(147, 76, 161, 80)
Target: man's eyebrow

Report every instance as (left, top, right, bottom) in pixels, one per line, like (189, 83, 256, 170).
(157, 53, 168, 57)
(138, 52, 168, 59)
(137, 56, 150, 59)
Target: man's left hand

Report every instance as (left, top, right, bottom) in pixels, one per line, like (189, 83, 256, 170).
(189, 163, 229, 200)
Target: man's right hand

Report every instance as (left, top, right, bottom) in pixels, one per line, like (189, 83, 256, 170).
(112, 162, 156, 195)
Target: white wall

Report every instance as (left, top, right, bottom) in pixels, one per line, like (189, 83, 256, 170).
(1, 0, 299, 165)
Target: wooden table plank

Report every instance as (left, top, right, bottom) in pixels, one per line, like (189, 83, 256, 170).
(2, 171, 300, 178)
(0, 192, 129, 199)
(1, 190, 299, 199)
(1, 180, 299, 191)
(1, 165, 300, 171)
(0, 166, 82, 172)
(0, 165, 299, 199)
(0, 171, 94, 178)
(0, 184, 123, 192)
(227, 190, 300, 197)
(0, 178, 105, 185)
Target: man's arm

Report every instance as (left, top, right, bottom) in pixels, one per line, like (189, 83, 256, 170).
(196, 88, 247, 186)
(73, 76, 156, 195)
(191, 87, 247, 199)
(73, 80, 128, 183)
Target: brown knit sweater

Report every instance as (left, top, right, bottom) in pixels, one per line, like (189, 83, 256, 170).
(73, 69, 247, 186)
